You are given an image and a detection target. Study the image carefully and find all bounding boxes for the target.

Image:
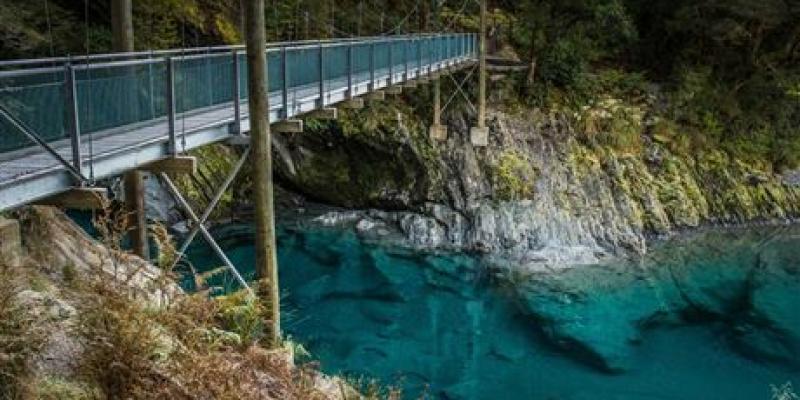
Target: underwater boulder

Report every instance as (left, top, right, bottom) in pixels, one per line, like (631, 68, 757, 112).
(517, 264, 686, 373)
(734, 241, 800, 366)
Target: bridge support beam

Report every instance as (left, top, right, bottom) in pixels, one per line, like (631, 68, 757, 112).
(386, 86, 403, 95)
(35, 187, 108, 210)
(160, 174, 253, 296)
(367, 91, 385, 102)
(273, 119, 303, 134)
(140, 156, 197, 175)
(341, 98, 365, 110)
(470, 0, 489, 147)
(304, 107, 338, 120)
(429, 78, 447, 141)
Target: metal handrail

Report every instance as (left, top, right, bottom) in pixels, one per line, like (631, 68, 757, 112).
(0, 33, 464, 69)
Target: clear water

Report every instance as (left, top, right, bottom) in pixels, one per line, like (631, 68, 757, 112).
(185, 223, 800, 400)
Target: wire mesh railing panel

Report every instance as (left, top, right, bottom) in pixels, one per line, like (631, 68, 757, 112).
(0, 70, 66, 152)
(174, 55, 234, 114)
(323, 46, 348, 83)
(374, 41, 390, 72)
(76, 61, 167, 134)
(287, 47, 321, 90)
(391, 41, 405, 72)
(237, 52, 249, 100)
(420, 38, 432, 66)
(267, 50, 283, 93)
(352, 44, 372, 84)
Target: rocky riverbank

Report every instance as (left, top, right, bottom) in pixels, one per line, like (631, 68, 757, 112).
(160, 98, 800, 271)
(0, 207, 353, 399)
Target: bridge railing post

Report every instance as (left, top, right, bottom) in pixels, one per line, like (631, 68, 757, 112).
(166, 56, 177, 155)
(318, 43, 325, 107)
(346, 44, 353, 99)
(388, 39, 394, 86)
(282, 47, 289, 118)
(404, 39, 409, 82)
(64, 61, 83, 182)
(417, 38, 422, 78)
(231, 50, 241, 134)
(369, 42, 375, 90)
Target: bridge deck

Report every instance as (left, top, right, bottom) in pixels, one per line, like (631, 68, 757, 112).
(0, 34, 476, 211)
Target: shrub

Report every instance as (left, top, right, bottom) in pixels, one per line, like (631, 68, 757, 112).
(540, 39, 588, 88)
(491, 151, 536, 201)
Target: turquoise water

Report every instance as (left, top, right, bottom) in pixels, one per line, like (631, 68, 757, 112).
(185, 223, 800, 400)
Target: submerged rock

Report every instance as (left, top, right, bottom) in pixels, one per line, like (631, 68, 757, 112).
(511, 226, 800, 372)
(733, 238, 800, 366)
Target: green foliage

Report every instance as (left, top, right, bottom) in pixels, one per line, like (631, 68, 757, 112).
(215, 290, 266, 347)
(491, 151, 536, 201)
(540, 39, 588, 87)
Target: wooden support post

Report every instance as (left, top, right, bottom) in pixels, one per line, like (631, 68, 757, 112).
(110, 0, 134, 52)
(0, 217, 22, 267)
(470, 0, 489, 147)
(35, 187, 108, 210)
(304, 107, 338, 120)
(244, 0, 280, 346)
(139, 156, 197, 175)
(273, 119, 303, 134)
(341, 97, 365, 109)
(112, 0, 149, 258)
(429, 78, 446, 141)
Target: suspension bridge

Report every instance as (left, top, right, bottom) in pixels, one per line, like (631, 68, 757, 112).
(0, 33, 477, 212)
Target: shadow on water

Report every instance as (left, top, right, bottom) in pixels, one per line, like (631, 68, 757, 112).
(183, 222, 800, 400)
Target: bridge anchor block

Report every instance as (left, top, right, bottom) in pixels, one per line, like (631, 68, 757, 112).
(470, 127, 489, 147)
(34, 187, 109, 210)
(273, 119, 304, 134)
(140, 156, 197, 175)
(429, 124, 447, 141)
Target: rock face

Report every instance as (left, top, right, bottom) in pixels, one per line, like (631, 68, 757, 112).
(509, 226, 800, 372)
(269, 103, 799, 269)
(151, 98, 800, 268)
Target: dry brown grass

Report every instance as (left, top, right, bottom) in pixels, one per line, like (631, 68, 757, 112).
(66, 200, 330, 399)
(73, 272, 330, 399)
(0, 263, 47, 400)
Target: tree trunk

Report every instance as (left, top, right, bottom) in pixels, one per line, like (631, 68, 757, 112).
(244, 0, 281, 346)
(111, 0, 148, 259)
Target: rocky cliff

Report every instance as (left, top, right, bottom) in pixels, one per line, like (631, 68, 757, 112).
(263, 98, 800, 270)
(161, 93, 800, 270)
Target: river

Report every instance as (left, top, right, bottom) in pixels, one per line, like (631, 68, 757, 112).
(184, 218, 800, 400)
